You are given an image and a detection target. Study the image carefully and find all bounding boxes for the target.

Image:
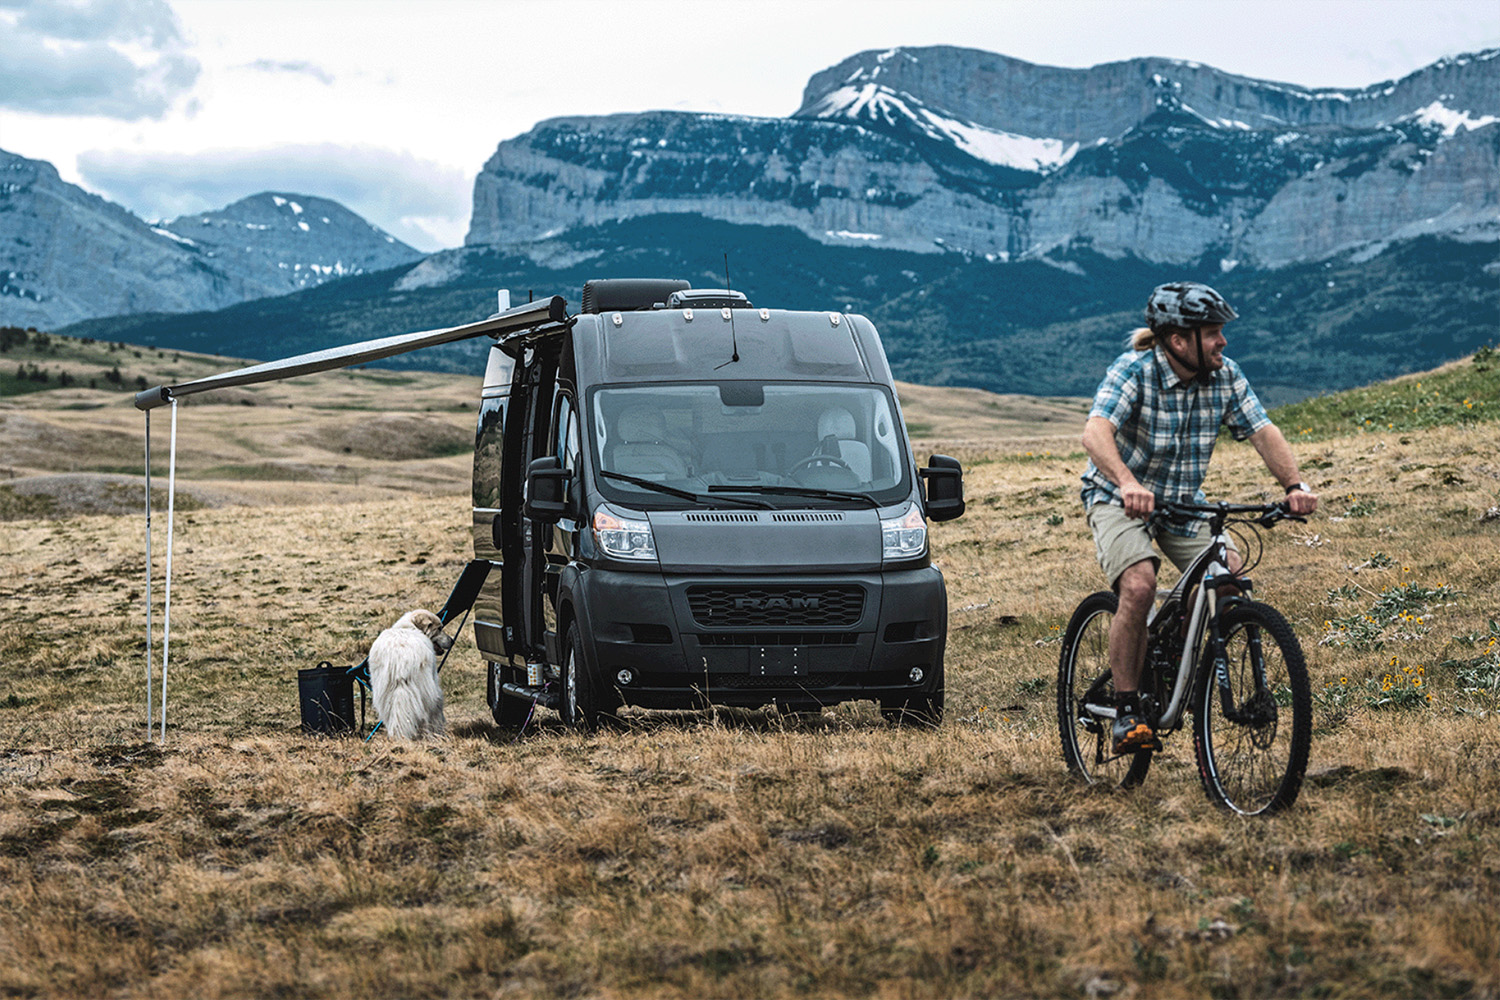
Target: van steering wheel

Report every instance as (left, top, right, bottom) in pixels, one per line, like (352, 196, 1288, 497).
(790, 455, 852, 475)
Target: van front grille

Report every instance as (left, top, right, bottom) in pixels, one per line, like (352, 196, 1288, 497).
(770, 512, 845, 522)
(696, 632, 859, 647)
(684, 512, 762, 523)
(686, 585, 864, 629)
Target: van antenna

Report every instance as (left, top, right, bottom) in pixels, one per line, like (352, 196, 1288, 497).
(714, 252, 740, 370)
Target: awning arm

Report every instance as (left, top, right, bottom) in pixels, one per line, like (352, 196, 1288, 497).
(134, 295, 569, 410)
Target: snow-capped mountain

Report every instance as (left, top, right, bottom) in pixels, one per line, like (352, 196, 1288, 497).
(157, 192, 419, 295)
(0, 149, 423, 330)
(466, 46, 1500, 269)
(798, 80, 1081, 176)
(798, 46, 1500, 139)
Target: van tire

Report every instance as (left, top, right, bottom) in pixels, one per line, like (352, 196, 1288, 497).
(880, 661, 944, 728)
(492, 694, 532, 729)
(488, 662, 533, 729)
(561, 622, 614, 732)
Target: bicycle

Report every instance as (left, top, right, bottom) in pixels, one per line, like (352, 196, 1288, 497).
(1057, 499, 1313, 816)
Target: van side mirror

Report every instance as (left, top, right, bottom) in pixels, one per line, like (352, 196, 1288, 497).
(525, 456, 571, 523)
(920, 454, 965, 522)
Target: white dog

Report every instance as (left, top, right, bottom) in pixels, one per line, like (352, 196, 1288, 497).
(368, 609, 453, 740)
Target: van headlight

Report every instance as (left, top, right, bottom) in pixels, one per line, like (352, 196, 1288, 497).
(592, 505, 657, 562)
(881, 504, 927, 561)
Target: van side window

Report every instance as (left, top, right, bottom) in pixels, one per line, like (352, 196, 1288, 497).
(473, 395, 505, 510)
(554, 393, 579, 471)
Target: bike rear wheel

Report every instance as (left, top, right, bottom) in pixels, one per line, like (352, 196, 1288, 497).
(1058, 591, 1153, 788)
(1193, 601, 1311, 815)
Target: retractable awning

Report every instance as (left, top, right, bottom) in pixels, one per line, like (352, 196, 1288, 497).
(134, 295, 570, 741)
(135, 295, 566, 409)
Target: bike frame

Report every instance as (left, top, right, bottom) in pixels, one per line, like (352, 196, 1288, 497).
(1081, 508, 1251, 734)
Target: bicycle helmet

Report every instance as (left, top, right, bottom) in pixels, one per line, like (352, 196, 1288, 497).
(1144, 282, 1238, 331)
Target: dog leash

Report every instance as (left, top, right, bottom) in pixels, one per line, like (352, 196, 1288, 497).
(435, 607, 471, 674)
(513, 682, 546, 742)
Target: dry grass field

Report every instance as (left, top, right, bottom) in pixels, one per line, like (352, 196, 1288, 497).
(1, 335, 1497, 998)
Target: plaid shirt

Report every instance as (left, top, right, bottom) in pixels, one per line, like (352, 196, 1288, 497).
(1080, 346, 1271, 536)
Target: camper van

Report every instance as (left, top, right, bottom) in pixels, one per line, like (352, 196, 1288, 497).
(472, 279, 964, 730)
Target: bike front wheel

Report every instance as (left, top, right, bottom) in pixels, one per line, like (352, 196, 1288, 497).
(1193, 601, 1312, 815)
(1058, 591, 1153, 788)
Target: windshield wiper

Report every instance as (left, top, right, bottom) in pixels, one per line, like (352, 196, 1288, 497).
(707, 484, 879, 508)
(599, 470, 772, 509)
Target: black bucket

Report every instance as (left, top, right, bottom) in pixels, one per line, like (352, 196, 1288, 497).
(298, 661, 357, 735)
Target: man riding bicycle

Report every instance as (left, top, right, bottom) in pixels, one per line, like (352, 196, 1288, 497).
(1079, 282, 1318, 755)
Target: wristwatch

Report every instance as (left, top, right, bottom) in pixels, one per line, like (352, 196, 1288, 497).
(1285, 481, 1311, 494)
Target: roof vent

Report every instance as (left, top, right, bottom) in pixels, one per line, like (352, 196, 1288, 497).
(666, 288, 753, 310)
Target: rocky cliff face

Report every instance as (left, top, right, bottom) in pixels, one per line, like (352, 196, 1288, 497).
(2, 149, 239, 330)
(466, 47, 1500, 270)
(466, 112, 959, 251)
(0, 149, 422, 330)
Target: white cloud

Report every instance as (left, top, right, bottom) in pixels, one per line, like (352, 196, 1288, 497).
(0, 0, 199, 118)
(76, 143, 472, 250)
(239, 58, 334, 85)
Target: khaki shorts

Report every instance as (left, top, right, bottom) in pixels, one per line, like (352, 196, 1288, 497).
(1086, 502, 1234, 589)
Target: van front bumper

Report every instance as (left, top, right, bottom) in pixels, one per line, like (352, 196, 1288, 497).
(572, 566, 946, 710)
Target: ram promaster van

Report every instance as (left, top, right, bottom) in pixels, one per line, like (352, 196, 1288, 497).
(472, 279, 964, 730)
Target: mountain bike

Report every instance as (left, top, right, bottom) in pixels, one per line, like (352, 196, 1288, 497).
(1057, 499, 1312, 815)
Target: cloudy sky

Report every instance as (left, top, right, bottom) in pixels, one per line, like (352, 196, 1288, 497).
(2, 0, 1496, 251)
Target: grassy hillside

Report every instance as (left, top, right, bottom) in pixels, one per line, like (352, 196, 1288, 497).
(0, 327, 218, 398)
(0, 331, 484, 517)
(0, 330, 1090, 518)
(1272, 346, 1498, 439)
(1, 356, 1497, 997)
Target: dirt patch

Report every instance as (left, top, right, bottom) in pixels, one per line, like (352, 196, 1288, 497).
(0, 412, 142, 473)
(1, 474, 213, 519)
(295, 413, 472, 461)
(176, 388, 262, 407)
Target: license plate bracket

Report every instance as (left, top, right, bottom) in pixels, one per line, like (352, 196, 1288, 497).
(754, 646, 806, 677)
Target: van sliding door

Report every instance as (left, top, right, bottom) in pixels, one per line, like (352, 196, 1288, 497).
(505, 342, 559, 664)
(471, 347, 514, 662)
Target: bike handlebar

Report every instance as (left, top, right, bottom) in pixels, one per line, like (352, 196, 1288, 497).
(1150, 498, 1307, 531)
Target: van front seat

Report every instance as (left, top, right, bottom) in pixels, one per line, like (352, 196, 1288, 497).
(811, 407, 872, 482)
(611, 407, 689, 480)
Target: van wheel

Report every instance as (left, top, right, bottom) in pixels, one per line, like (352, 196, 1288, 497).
(488, 662, 533, 729)
(561, 623, 613, 733)
(881, 663, 944, 728)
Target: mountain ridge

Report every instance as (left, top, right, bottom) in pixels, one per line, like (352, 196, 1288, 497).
(15, 44, 1500, 407)
(795, 46, 1500, 139)
(467, 45, 1500, 269)
(0, 147, 423, 330)
(56, 213, 1500, 407)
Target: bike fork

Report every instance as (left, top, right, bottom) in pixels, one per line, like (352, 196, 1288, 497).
(1215, 623, 1269, 724)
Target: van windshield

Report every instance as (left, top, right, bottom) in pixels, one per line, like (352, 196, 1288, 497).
(590, 382, 912, 507)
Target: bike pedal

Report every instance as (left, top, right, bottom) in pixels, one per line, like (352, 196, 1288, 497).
(1112, 732, 1163, 755)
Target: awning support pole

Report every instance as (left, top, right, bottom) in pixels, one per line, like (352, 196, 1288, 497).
(144, 409, 154, 739)
(160, 398, 178, 743)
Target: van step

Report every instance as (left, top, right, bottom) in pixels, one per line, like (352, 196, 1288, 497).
(501, 681, 559, 709)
